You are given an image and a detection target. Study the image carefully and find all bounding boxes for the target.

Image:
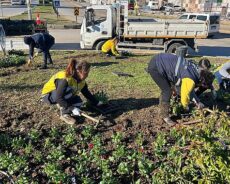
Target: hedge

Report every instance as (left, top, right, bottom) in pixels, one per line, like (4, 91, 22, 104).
(0, 19, 36, 36)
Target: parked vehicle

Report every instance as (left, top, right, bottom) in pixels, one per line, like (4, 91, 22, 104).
(80, 2, 209, 53)
(147, 1, 159, 10)
(128, 0, 134, 10)
(162, 4, 185, 13)
(178, 12, 220, 36)
(11, 0, 25, 5)
(141, 6, 153, 13)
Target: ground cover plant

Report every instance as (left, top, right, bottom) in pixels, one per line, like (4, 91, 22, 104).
(0, 50, 229, 183)
(0, 55, 26, 68)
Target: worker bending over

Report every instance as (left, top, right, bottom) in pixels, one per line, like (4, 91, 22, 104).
(24, 33, 55, 69)
(148, 51, 214, 125)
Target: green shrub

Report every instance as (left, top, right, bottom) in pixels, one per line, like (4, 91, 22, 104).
(0, 19, 35, 36)
(8, 49, 25, 56)
(0, 55, 26, 68)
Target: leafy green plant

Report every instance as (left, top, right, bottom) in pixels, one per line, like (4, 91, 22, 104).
(8, 49, 25, 56)
(63, 127, 76, 146)
(50, 127, 59, 139)
(12, 136, 26, 150)
(47, 146, 65, 161)
(93, 91, 109, 104)
(170, 97, 184, 116)
(0, 55, 26, 68)
(0, 133, 11, 149)
(28, 129, 40, 142)
(43, 162, 67, 183)
(82, 125, 94, 140)
(0, 152, 28, 175)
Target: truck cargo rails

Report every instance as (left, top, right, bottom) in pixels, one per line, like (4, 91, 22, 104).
(80, 2, 209, 53)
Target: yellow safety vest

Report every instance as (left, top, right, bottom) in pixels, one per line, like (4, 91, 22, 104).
(101, 39, 119, 56)
(42, 70, 86, 95)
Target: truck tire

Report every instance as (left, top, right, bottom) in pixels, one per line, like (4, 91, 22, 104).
(95, 40, 106, 51)
(167, 43, 184, 54)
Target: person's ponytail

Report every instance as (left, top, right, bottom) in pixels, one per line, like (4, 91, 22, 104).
(66, 58, 77, 77)
(65, 59, 91, 78)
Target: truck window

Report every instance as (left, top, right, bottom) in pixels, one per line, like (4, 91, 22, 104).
(197, 15, 207, 21)
(188, 15, 196, 19)
(210, 15, 220, 25)
(93, 9, 107, 25)
(179, 15, 188, 19)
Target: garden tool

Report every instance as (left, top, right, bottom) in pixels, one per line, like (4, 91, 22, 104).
(81, 112, 101, 124)
(27, 53, 39, 67)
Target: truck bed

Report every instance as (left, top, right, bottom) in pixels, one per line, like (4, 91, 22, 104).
(124, 21, 208, 39)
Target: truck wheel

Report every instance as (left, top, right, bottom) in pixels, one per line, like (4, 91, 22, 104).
(95, 40, 106, 51)
(167, 43, 184, 54)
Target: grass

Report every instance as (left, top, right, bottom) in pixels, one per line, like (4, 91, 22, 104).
(11, 5, 74, 25)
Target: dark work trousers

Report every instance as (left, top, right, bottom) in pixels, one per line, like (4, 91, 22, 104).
(195, 86, 208, 97)
(148, 60, 172, 105)
(102, 50, 113, 56)
(42, 87, 82, 115)
(42, 49, 53, 66)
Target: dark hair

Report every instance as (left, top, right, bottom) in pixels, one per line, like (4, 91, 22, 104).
(24, 36, 33, 45)
(199, 70, 215, 88)
(65, 59, 91, 78)
(198, 58, 211, 70)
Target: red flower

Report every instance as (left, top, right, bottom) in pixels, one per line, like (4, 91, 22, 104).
(88, 143, 94, 150)
(139, 146, 144, 153)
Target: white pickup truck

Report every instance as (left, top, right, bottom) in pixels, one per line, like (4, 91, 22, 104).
(80, 1, 209, 53)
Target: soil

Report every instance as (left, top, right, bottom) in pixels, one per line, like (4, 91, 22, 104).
(0, 53, 229, 183)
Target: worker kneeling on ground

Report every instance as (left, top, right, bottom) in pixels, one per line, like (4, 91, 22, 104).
(41, 59, 103, 125)
(24, 33, 55, 69)
(214, 61, 230, 102)
(101, 37, 120, 57)
(214, 61, 230, 91)
(147, 46, 214, 126)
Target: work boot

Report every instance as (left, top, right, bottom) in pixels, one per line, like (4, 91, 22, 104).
(60, 114, 76, 125)
(39, 65, 47, 69)
(163, 117, 176, 126)
(159, 103, 176, 126)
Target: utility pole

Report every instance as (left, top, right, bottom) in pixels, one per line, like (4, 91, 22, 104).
(27, 0, 32, 20)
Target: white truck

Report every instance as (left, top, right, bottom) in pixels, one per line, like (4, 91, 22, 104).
(80, 1, 209, 53)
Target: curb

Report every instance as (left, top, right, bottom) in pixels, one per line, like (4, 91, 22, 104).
(47, 24, 81, 29)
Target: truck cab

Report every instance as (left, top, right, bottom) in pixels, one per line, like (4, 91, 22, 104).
(80, 5, 117, 50)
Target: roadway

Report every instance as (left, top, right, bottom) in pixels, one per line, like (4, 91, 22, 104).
(0, 0, 39, 18)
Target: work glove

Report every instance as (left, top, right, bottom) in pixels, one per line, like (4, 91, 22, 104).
(34, 52, 39, 57)
(27, 58, 33, 67)
(97, 101, 104, 106)
(196, 102, 205, 110)
(72, 107, 81, 116)
(211, 90, 217, 100)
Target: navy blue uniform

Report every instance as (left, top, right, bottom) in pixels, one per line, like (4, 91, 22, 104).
(25, 33, 55, 68)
